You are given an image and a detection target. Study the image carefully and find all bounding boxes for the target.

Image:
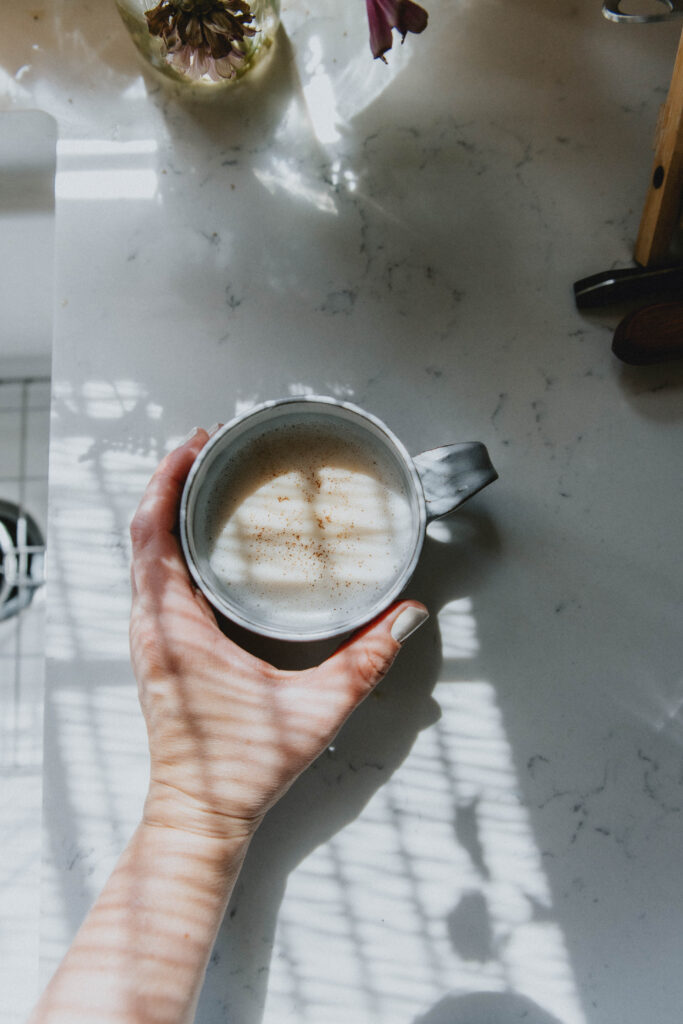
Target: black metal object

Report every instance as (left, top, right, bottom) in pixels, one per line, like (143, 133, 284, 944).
(573, 264, 683, 310)
(0, 500, 45, 621)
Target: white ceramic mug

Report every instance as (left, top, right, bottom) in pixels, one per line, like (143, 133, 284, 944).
(180, 396, 497, 642)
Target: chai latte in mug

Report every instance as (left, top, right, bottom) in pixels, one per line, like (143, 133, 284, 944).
(204, 419, 416, 630)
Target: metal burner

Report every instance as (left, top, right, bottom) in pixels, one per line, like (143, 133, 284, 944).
(0, 500, 45, 621)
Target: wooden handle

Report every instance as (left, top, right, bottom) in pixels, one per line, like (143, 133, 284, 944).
(634, 27, 683, 267)
(612, 301, 683, 364)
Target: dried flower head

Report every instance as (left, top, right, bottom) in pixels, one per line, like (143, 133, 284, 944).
(145, 0, 257, 80)
(365, 0, 429, 62)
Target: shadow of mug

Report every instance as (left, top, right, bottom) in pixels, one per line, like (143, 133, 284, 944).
(413, 991, 563, 1024)
(196, 503, 502, 1024)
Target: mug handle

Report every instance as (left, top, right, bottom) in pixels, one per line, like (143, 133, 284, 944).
(413, 443, 498, 523)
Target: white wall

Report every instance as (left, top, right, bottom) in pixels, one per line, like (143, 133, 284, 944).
(0, 110, 57, 361)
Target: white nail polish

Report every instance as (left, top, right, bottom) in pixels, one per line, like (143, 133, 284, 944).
(180, 427, 200, 445)
(207, 422, 223, 437)
(391, 607, 429, 644)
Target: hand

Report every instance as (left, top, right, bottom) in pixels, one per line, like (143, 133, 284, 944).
(129, 427, 428, 841)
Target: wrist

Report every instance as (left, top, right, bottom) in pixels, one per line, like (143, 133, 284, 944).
(143, 780, 264, 846)
(137, 820, 252, 891)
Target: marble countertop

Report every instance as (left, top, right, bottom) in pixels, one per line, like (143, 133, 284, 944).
(3, 1, 683, 1022)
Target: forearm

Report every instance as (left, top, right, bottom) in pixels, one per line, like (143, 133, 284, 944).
(29, 821, 251, 1024)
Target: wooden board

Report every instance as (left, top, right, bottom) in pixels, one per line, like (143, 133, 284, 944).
(634, 26, 683, 267)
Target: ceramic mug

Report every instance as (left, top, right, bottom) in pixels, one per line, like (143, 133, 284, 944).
(180, 396, 497, 642)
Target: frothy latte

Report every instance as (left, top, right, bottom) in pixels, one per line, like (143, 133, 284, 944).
(203, 420, 416, 631)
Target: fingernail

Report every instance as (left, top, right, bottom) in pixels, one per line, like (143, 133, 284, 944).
(391, 606, 429, 644)
(207, 422, 223, 437)
(180, 426, 200, 445)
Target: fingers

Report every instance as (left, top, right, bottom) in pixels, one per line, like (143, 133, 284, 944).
(130, 429, 208, 550)
(129, 428, 209, 600)
(309, 600, 429, 711)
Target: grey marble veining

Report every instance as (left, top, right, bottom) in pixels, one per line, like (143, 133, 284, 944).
(1, 1, 683, 1022)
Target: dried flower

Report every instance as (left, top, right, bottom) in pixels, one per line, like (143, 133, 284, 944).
(145, 0, 257, 80)
(365, 0, 429, 62)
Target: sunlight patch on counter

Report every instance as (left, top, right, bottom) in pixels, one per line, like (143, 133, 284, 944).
(437, 598, 479, 660)
(56, 139, 159, 202)
(300, 34, 341, 145)
(254, 155, 338, 215)
(266, 676, 587, 1024)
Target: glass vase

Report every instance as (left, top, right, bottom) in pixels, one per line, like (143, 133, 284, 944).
(115, 0, 281, 88)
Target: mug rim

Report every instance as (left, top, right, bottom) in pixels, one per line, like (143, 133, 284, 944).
(179, 395, 427, 642)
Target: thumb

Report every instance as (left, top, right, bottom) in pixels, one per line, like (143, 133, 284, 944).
(310, 601, 429, 712)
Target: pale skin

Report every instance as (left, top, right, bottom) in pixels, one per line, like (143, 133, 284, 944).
(29, 426, 428, 1024)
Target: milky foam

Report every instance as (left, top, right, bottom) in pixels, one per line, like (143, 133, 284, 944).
(204, 421, 416, 629)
